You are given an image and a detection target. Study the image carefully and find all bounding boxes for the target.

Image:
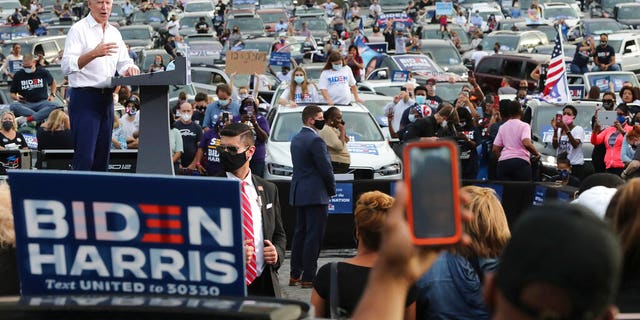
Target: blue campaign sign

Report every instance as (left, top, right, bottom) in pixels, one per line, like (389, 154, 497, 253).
(391, 70, 410, 82)
(328, 183, 353, 214)
(532, 185, 548, 206)
(435, 2, 453, 15)
(9, 60, 22, 73)
(367, 42, 387, 53)
(568, 85, 583, 99)
(269, 52, 291, 67)
(9, 171, 246, 297)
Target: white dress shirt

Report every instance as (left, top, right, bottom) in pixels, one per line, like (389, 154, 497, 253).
(61, 14, 137, 88)
(226, 171, 265, 276)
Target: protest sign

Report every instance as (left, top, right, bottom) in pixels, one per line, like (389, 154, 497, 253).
(435, 2, 453, 15)
(225, 51, 268, 75)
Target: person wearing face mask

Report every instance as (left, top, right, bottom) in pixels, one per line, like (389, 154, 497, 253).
(0, 111, 28, 151)
(119, 95, 140, 149)
(493, 100, 541, 181)
(147, 54, 165, 73)
(318, 107, 350, 173)
(188, 117, 229, 176)
(593, 34, 621, 72)
(385, 85, 416, 132)
(289, 105, 336, 289)
(192, 92, 208, 125)
(203, 84, 240, 131)
(551, 105, 585, 181)
(591, 93, 616, 173)
(621, 125, 640, 179)
(9, 54, 59, 128)
(549, 152, 581, 187)
(229, 26, 242, 47)
(169, 110, 184, 173)
(217, 122, 286, 297)
(318, 51, 363, 106)
(279, 67, 319, 107)
(389, 105, 422, 141)
(174, 101, 203, 171)
(455, 107, 481, 179)
(591, 104, 633, 175)
(404, 104, 458, 141)
(233, 97, 269, 177)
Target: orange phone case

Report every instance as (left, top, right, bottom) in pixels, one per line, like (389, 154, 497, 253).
(402, 141, 463, 246)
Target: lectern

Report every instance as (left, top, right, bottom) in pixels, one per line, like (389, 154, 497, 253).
(111, 56, 191, 175)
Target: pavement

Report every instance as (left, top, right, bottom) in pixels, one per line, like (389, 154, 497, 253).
(277, 249, 357, 315)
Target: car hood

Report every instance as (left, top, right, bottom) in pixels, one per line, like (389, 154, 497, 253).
(125, 39, 152, 48)
(266, 140, 400, 169)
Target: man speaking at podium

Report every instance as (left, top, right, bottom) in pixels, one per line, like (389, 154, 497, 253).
(62, 0, 140, 171)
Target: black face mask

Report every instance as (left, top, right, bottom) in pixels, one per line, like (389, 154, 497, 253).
(313, 119, 325, 130)
(219, 149, 247, 172)
(2, 120, 12, 131)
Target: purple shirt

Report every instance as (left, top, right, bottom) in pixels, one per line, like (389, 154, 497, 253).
(233, 115, 270, 162)
(493, 119, 532, 163)
(198, 129, 224, 176)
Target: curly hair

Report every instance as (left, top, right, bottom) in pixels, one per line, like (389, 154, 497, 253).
(354, 191, 394, 251)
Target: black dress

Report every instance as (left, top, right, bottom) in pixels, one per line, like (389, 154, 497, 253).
(36, 127, 74, 150)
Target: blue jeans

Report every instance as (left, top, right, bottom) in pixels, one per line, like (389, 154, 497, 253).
(591, 63, 621, 72)
(290, 204, 328, 282)
(569, 64, 589, 74)
(10, 100, 59, 122)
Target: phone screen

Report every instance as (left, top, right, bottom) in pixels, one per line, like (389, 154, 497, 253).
(555, 113, 562, 124)
(408, 145, 458, 239)
(222, 112, 229, 123)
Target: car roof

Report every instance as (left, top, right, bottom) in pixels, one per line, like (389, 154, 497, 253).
(540, 2, 572, 7)
(605, 32, 640, 39)
(119, 24, 154, 30)
(419, 39, 455, 46)
(488, 30, 545, 36)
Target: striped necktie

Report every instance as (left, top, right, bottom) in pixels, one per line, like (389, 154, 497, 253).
(242, 181, 258, 285)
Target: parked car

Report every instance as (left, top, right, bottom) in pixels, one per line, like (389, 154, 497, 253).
(264, 103, 402, 180)
(119, 24, 158, 51)
(595, 32, 640, 72)
(613, 2, 640, 29)
(187, 39, 224, 66)
(138, 48, 173, 72)
(178, 12, 215, 37)
(416, 24, 472, 53)
(256, 8, 288, 36)
(183, 0, 215, 14)
(365, 53, 461, 84)
(293, 17, 330, 46)
(473, 53, 547, 93)
(225, 17, 266, 38)
(539, 2, 580, 27)
(567, 18, 625, 42)
(128, 9, 167, 31)
(462, 30, 549, 63)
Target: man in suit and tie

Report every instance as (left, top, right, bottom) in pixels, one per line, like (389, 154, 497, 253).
(219, 122, 287, 297)
(289, 105, 336, 288)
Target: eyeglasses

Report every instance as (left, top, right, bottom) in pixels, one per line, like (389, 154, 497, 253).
(216, 144, 248, 155)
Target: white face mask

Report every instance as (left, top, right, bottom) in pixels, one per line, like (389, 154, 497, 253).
(440, 120, 448, 128)
(181, 113, 192, 121)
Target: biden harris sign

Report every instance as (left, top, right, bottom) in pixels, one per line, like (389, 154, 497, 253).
(9, 171, 246, 297)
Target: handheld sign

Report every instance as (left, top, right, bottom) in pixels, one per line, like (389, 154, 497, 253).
(9, 60, 22, 73)
(391, 70, 410, 82)
(9, 171, 247, 297)
(226, 51, 268, 75)
(435, 2, 453, 16)
(269, 52, 291, 67)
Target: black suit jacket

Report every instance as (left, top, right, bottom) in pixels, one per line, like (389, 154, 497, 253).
(219, 172, 287, 297)
(251, 174, 287, 297)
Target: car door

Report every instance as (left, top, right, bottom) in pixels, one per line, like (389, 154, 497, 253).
(621, 38, 640, 72)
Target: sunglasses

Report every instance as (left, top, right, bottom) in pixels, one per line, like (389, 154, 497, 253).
(216, 145, 248, 155)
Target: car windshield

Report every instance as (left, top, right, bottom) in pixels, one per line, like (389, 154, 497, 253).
(475, 10, 501, 20)
(601, 0, 633, 9)
(260, 12, 287, 23)
(273, 111, 383, 142)
(294, 18, 327, 31)
(599, 39, 622, 52)
(586, 73, 639, 92)
(304, 67, 324, 80)
(169, 84, 196, 99)
(392, 55, 442, 72)
(617, 6, 640, 19)
(480, 35, 519, 51)
(133, 10, 165, 23)
(529, 26, 556, 41)
(243, 41, 272, 52)
(533, 107, 593, 143)
(425, 46, 461, 65)
(111, 4, 123, 16)
(120, 28, 151, 40)
(434, 82, 471, 103)
(584, 20, 621, 35)
(180, 16, 201, 28)
(186, 2, 214, 11)
(379, 0, 406, 6)
(261, 0, 291, 5)
(140, 51, 172, 71)
(543, 7, 578, 19)
(227, 18, 264, 32)
(189, 42, 223, 56)
(423, 27, 470, 44)
(0, 26, 29, 40)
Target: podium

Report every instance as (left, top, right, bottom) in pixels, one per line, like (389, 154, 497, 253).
(111, 56, 191, 175)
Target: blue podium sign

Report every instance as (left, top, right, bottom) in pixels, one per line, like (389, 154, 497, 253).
(9, 171, 246, 297)
(328, 183, 353, 214)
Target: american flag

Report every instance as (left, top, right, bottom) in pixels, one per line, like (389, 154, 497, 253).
(542, 31, 572, 103)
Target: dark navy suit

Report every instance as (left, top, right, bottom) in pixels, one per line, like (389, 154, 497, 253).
(289, 126, 336, 283)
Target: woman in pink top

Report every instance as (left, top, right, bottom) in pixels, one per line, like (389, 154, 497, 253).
(492, 100, 541, 181)
(591, 104, 633, 175)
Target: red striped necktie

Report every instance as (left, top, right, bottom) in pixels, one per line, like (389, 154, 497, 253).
(242, 181, 258, 285)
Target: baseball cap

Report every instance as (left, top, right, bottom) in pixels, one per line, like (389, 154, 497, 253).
(127, 95, 140, 108)
(426, 78, 436, 86)
(496, 203, 622, 319)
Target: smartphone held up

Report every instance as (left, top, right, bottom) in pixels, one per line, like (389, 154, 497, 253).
(403, 141, 462, 246)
